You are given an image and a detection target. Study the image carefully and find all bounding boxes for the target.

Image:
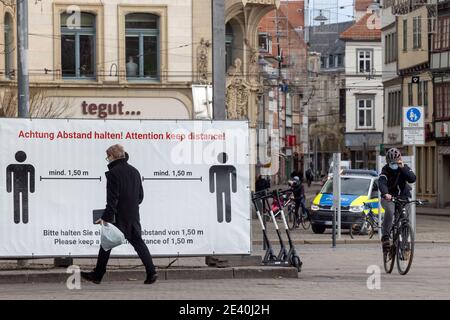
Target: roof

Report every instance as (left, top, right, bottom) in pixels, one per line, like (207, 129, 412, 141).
(308, 21, 354, 56)
(339, 13, 381, 41)
(355, 0, 374, 11)
(279, 1, 304, 31)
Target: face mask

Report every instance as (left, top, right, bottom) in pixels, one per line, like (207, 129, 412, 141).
(389, 163, 399, 170)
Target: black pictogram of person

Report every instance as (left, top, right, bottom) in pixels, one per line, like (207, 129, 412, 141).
(209, 152, 237, 223)
(6, 151, 35, 224)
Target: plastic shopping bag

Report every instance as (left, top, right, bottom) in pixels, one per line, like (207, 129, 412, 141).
(100, 222, 125, 251)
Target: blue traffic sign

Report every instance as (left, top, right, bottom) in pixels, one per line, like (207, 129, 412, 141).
(407, 107, 421, 123)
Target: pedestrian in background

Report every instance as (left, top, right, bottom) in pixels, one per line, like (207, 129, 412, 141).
(81, 144, 158, 285)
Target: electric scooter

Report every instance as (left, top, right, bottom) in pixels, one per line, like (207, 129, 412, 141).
(267, 190, 289, 263)
(251, 191, 278, 264)
(273, 189, 303, 272)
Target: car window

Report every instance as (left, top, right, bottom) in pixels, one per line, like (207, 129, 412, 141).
(322, 177, 372, 196)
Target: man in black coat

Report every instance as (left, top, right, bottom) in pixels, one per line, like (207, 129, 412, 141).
(81, 145, 157, 285)
(379, 148, 416, 252)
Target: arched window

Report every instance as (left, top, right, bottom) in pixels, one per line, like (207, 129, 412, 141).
(4, 13, 14, 79)
(226, 23, 234, 71)
(125, 13, 159, 80)
(61, 12, 96, 78)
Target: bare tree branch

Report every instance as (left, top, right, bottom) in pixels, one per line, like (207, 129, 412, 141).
(0, 87, 74, 119)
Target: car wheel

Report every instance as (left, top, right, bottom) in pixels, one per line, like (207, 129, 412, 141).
(312, 225, 326, 234)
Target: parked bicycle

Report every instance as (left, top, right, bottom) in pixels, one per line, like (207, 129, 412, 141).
(349, 202, 380, 239)
(383, 197, 427, 275)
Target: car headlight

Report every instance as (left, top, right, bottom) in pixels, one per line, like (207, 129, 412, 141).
(311, 205, 320, 211)
(349, 205, 364, 213)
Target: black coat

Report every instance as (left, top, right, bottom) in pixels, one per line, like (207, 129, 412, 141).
(101, 157, 144, 239)
(291, 182, 305, 200)
(379, 164, 416, 198)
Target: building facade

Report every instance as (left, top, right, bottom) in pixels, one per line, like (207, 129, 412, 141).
(0, 0, 197, 119)
(382, 0, 402, 151)
(392, 0, 438, 205)
(430, 0, 450, 207)
(257, 1, 307, 182)
(306, 21, 353, 177)
(341, 3, 383, 170)
(0, 0, 284, 190)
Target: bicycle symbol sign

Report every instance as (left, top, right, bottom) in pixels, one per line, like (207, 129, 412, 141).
(407, 108, 421, 123)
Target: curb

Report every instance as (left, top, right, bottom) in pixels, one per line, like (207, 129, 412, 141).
(252, 240, 450, 245)
(0, 266, 298, 284)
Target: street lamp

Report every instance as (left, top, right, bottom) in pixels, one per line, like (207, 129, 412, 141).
(314, 10, 328, 26)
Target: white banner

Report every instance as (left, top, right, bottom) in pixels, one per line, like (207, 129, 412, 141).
(0, 119, 251, 258)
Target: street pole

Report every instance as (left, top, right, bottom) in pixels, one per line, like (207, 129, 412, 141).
(411, 145, 417, 234)
(276, 9, 282, 184)
(332, 153, 341, 247)
(17, 0, 30, 118)
(16, 0, 30, 268)
(212, 0, 226, 120)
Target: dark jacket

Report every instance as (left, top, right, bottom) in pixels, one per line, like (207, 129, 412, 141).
(379, 164, 416, 198)
(101, 157, 144, 239)
(291, 182, 305, 200)
(255, 177, 270, 192)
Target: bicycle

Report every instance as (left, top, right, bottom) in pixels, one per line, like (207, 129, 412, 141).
(383, 197, 427, 275)
(288, 199, 311, 231)
(349, 202, 380, 239)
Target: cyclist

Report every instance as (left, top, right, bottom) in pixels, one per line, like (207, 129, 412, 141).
(290, 176, 310, 228)
(379, 148, 416, 252)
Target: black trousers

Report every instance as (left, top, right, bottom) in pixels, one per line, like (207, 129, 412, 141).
(94, 227, 156, 278)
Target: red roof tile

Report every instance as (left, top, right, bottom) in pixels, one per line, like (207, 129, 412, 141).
(339, 13, 381, 41)
(355, 0, 373, 11)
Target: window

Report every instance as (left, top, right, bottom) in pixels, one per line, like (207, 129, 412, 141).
(4, 13, 14, 79)
(436, 84, 450, 120)
(358, 50, 372, 73)
(357, 97, 374, 128)
(413, 16, 422, 49)
(385, 32, 398, 63)
(388, 90, 401, 127)
(61, 12, 96, 79)
(226, 23, 234, 72)
(403, 19, 408, 51)
(320, 56, 327, 69)
(337, 54, 343, 67)
(125, 13, 159, 80)
(258, 33, 271, 53)
(328, 55, 335, 68)
(408, 83, 413, 106)
(434, 16, 450, 51)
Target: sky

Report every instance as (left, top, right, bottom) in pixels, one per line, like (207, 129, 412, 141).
(308, 0, 355, 25)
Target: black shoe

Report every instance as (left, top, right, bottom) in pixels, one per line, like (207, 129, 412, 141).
(81, 271, 102, 284)
(144, 273, 158, 285)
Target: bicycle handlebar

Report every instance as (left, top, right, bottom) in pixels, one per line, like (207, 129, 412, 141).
(391, 197, 429, 206)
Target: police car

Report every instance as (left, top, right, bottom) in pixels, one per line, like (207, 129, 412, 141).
(310, 170, 383, 234)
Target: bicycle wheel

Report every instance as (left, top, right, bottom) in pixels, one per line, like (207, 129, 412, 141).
(349, 223, 359, 239)
(289, 208, 298, 230)
(396, 223, 414, 275)
(383, 231, 395, 274)
(301, 211, 311, 230)
(349, 221, 371, 240)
